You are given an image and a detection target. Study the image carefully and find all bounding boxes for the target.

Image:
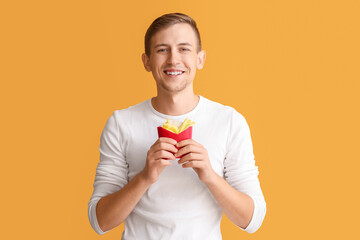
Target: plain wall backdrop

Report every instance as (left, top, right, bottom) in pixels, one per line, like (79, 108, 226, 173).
(1, 0, 359, 239)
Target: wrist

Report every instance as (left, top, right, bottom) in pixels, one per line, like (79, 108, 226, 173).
(202, 170, 219, 186)
(137, 170, 154, 187)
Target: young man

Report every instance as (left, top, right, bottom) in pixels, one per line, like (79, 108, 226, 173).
(88, 13, 266, 239)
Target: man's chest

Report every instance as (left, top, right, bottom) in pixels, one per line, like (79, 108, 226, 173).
(124, 119, 229, 180)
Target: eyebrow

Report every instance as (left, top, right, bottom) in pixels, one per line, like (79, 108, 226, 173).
(154, 42, 193, 48)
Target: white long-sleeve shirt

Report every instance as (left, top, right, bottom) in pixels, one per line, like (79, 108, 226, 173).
(88, 95, 266, 239)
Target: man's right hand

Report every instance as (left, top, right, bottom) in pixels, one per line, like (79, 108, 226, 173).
(96, 137, 178, 232)
(141, 137, 178, 184)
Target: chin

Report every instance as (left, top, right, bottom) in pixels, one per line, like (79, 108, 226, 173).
(160, 84, 187, 93)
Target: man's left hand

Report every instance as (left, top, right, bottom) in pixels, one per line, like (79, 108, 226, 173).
(174, 139, 215, 184)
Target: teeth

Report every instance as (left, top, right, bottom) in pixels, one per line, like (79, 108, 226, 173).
(165, 71, 183, 75)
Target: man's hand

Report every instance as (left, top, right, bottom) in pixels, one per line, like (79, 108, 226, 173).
(96, 137, 177, 232)
(175, 139, 216, 184)
(175, 139, 255, 229)
(141, 137, 178, 184)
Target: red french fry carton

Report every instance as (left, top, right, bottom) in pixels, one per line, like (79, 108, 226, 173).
(157, 126, 192, 158)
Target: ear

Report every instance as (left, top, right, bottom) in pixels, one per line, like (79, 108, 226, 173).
(196, 50, 206, 70)
(141, 53, 152, 72)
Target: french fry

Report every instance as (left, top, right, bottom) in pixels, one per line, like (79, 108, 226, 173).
(162, 118, 195, 134)
(158, 118, 194, 157)
(178, 118, 190, 133)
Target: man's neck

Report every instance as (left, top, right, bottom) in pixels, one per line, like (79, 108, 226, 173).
(151, 93, 200, 116)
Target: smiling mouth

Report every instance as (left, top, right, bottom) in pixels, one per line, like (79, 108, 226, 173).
(163, 70, 185, 76)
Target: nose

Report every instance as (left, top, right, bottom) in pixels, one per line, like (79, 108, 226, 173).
(166, 49, 181, 65)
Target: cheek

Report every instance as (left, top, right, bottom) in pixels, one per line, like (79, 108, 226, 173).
(188, 60, 198, 72)
(184, 57, 196, 68)
(151, 61, 162, 74)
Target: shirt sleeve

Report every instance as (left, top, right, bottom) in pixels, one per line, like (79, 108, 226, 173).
(88, 111, 129, 235)
(223, 109, 266, 233)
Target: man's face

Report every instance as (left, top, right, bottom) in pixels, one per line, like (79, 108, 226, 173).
(142, 23, 206, 94)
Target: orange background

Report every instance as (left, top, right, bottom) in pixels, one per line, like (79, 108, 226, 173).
(1, 0, 359, 239)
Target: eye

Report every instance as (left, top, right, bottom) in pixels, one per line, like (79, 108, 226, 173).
(181, 48, 190, 52)
(156, 48, 167, 53)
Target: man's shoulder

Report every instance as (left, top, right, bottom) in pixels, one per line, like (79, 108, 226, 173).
(111, 98, 151, 121)
(200, 95, 240, 117)
(117, 98, 149, 112)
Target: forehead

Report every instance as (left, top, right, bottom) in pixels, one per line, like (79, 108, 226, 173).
(150, 23, 197, 47)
